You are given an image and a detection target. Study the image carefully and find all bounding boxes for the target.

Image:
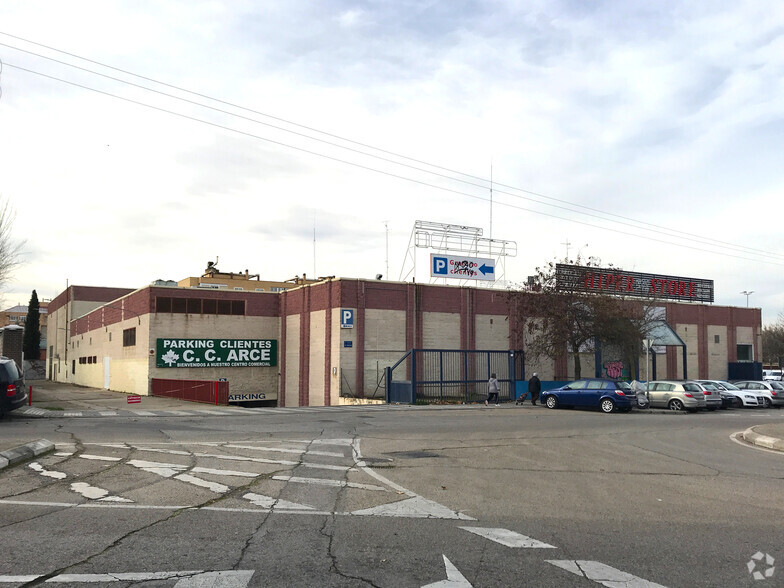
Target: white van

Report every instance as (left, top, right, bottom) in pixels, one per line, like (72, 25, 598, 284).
(763, 370, 783, 381)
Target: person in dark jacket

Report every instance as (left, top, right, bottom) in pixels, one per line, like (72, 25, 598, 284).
(528, 373, 541, 406)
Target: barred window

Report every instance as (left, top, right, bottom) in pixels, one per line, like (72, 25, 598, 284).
(123, 327, 136, 347)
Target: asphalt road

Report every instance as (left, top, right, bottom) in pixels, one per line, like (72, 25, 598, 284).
(1, 404, 783, 587)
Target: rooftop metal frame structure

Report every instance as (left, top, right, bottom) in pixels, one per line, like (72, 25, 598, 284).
(399, 220, 517, 287)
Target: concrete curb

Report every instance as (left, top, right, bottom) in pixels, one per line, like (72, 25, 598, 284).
(741, 427, 784, 453)
(0, 439, 56, 471)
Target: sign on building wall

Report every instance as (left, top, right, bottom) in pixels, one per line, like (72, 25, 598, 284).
(555, 264, 714, 303)
(340, 309, 354, 329)
(431, 254, 495, 281)
(156, 339, 277, 368)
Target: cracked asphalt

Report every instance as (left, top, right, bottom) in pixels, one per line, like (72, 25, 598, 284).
(1, 399, 783, 586)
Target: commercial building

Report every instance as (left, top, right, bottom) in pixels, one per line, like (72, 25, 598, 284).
(45, 265, 761, 406)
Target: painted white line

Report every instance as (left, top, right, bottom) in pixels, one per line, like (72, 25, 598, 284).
(63, 412, 83, 417)
(351, 496, 475, 520)
(422, 555, 473, 587)
(128, 459, 188, 477)
(730, 432, 784, 456)
(53, 452, 74, 457)
(98, 411, 118, 416)
(191, 467, 258, 478)
(129, 410, 156, 416)
(55, 443, 78, 451)
(71, 482, 111, 500)
(86, 443, 129, 448)
(459, 527, 556, 548)
(79, 454, 122, 462)
(225, 444, 345, 458)
(136, 447, 192, 455)
(243, 492, 314, 510)
(271, 475, 387, 492)
(0, 570, 255, 585)
(312, 438, 354, 446)
(194, 452, 297, 466)
(546, 560, 668, 587)
(174, 474, 229, 494)
(174, 570, 255, 587)
(28, 462, 66, 479)
(0, 499, 189, 510)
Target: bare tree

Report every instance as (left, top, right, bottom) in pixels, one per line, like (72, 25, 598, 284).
(0, 197, 23, 292)
(762, 313, 784, 366)
(507, 255, 661, 379)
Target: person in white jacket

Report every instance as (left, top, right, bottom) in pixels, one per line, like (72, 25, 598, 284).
(486, 373, 500, 406)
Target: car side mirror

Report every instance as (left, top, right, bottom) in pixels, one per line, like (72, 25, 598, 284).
(562, 386, 571, 390)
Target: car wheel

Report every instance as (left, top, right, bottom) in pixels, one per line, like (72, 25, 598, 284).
(763, 397, 772, 409)
(600, 399, 615, 413)
(545, 396, 558, 409)
(707, 407, 717, 412)
(668, 399, 684, 411)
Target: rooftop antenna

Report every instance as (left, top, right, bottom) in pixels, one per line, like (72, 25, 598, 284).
(489, 160, 493, 240)
(384, 221, 389, 279)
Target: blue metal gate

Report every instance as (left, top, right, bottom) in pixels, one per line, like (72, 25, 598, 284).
(385, 349, 525, 404)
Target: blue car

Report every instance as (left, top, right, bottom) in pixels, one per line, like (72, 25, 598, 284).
(541, 378, 633, 413)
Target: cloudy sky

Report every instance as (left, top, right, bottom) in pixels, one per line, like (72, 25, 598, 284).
(1, 1, 782, 322)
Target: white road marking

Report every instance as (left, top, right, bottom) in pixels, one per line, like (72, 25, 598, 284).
(459, 527, 556, 548)
(225, 444, 345, 457)
(422, 555, 473, 587)
(86, 443, 129, 448)
(351, 496, 475, 520)
(0, 570, 254, 586)
(53, 452, 74, 457)
(271, 475, 387, 492)
(128, 459, 188, 477)
(136, 447, 192, 455)
(98, 411, 118, 416)
(546, 560, 668, 587)
(243, 492, 314, 510)
(80, 454, 122, 462)
(174, 474, 229, 494)
(191, 467, 258, 478)
(63, 412, 83, 417)
(129, 410, 156, 416)
(28, 462, 66, 479)
(71, 482, 133, 502)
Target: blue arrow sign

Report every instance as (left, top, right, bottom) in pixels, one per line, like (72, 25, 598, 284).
(479, 264, 494, 276)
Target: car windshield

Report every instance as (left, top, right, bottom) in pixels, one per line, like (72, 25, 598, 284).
(719, 382, 740, 390)
(701, 383, 719, 390)
(615, 381, 631, 390)
(683, 383, 702, 393)
(770, 382, 784, 391)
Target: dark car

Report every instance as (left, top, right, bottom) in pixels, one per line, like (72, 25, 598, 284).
(0, 357, 27, 418)
(541, 378, 634, 413)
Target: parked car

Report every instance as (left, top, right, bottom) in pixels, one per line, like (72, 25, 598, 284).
(646, 380, 706, 411)
(732, 381, 784, 408)
(0, 356, 27, 418)
(541, 378, 634, 413)
(691, 381, 722, 411)
(699, 380, 762, 408)
(763, 369, 783, 381)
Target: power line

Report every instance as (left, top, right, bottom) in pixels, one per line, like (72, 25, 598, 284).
(2, 55, 784, 267)
(0, 31, 781, 263)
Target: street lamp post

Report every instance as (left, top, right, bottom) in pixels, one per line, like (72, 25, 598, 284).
(741, 290, 754, 307)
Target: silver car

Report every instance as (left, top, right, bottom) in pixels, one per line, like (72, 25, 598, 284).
(647, 380, 706, 411)
(692, 381, 722, 411)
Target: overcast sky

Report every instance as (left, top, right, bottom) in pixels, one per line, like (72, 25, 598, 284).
(1, 1, 782, 322)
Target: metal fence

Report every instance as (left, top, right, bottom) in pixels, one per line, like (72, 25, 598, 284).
(386, 349, 524, 404)
(151, 378, 229, 405)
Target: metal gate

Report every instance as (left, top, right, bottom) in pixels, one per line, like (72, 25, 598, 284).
(385, 349, 525, 404)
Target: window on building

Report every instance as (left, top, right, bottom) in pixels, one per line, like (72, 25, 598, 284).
(123, 327, 136, 347)
(186, 298, 201, 314)
(157, 297, 172, 312)
(737, 344, 753, 362)
(202, 299, 217, 314)
(714, 335, 720, 344)
(172, 298, 187, 313)
(232, 300, 245, 315)
(234, 287, 244, 291)
(155, 296, 245, 317)
(217, 300, 232, 315)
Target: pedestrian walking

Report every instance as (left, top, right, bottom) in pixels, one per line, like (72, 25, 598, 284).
(528, 373, 541, 406)
(486, 373, 500, 406)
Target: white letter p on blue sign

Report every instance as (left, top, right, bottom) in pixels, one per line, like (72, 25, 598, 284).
(433, 256, 448, 275)
(341, 309, 354, 329)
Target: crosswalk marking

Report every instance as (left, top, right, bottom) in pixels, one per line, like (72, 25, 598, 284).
(459, 527, 556, 548)
(546, 560, 668, 587)
(28, 462, 66, 479)
(422, 555, 472, 587)
(0, 570, 255, 586)
(271, 475, 388, 492)
(243, 492, 314, 510)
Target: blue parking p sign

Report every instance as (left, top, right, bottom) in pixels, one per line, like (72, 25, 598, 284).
(433, 256, 448, 275)
(341, 309, 354, 329)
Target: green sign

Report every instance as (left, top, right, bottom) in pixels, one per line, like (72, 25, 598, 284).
(156, 339, 277, 368)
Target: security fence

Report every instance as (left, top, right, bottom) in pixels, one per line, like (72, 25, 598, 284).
(386, 349, 525, 404)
